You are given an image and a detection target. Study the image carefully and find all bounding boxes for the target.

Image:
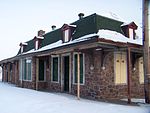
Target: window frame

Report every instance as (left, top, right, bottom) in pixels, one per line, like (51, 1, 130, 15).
(38, 60, 46, 82)
(73, 52, 85, 85)
(51, 55, 60, 83)
(19, 58, 32, 81)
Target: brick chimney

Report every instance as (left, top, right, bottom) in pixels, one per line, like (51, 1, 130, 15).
(37, 30, 45, 37)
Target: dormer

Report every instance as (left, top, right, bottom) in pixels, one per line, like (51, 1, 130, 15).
(19, 42, 28, 54)
(121, 22, 138, 39)
(61, 24, 76, 43)
(34, 30, 45, 50)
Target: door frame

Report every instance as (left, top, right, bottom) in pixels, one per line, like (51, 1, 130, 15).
(38, 59, 46, 82)
(61, 53, 71, 93)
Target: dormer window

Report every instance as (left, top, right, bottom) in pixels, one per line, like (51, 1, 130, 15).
(61, 24, 76, 43)
(34, 37, 44, 50)
(19, 42, 28, 54)
(34, 36, 44, 50)
(121, 22, 138, 40)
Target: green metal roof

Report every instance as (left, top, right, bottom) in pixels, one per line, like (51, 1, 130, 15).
(17, 13, 124, 55)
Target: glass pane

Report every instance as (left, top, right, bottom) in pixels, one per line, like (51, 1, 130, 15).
(39, 60, 44, 81)
(23, 59, 26, 80)
(64, 29, 69, 42)
(52, 57, 58, 81)
(80, 54, 83, 84)
(74, 54, 77, 83)
(27, 62, 31, 80)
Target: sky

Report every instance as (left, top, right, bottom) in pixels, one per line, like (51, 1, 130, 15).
(0, 0, 148, 60)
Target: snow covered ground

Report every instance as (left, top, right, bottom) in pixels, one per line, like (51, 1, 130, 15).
(0, 82, 150, 113)
(0, 67, 2, 81)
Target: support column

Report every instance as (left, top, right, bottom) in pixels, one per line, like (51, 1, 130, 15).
(127, 47, 131, 104)
(77, 53, 80, 100)
(36, 58, 39, 90)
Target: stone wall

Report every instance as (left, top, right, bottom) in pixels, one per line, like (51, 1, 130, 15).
(71, 49, 144, 100)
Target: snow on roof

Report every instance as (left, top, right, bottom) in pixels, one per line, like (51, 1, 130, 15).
(69, 24, 77, 27)
(22, 34, 97, 55)
(20, 42, 28, 46)
(23, 29, 142, 55)
(121, 22, 131, 26)
(99, 11, 126, 22)
(98, 29, 142, 45)
(36, 36, 44, 39)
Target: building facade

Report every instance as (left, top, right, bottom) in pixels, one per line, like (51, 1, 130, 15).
(0, 13, 145, 101)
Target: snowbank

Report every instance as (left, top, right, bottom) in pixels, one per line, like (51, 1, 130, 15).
(0, 82, 149, 113)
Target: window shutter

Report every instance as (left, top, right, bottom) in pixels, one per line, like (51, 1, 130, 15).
(121, 53, 127, 83)
(139, 57, 144, 83)
(115, 53, 121, 84)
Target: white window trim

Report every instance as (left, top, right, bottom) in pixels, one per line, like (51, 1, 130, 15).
(73, 52, 85, 85)
(114, 52, 127, 85)
(24, 58, 32, 81)
(19, 58, 32, 82)
(51, 55, 60, 83)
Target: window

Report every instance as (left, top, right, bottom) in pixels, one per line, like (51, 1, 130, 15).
(51, 56, 59, 82)
(129, 28, 134, 39)
(19, 58, 32, 81)
(139, 57, 144, 83)
(114, 52, 127, 84)
(64, 29, 69, 42)
(73, 53, 85, 84)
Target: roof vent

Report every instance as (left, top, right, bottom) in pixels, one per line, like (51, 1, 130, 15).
(52, 25, 56, 30)
(78, 13, 84, 20)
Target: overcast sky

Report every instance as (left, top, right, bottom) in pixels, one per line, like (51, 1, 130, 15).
(0, 0, 148, 60)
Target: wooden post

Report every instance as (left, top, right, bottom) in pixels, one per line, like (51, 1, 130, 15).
(127, 47, 131, 104)
(36, 58, 39, 90)
(143, 0, 150, 104)
(77, 53, 80, 100)
(21, 60, 23, 88)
